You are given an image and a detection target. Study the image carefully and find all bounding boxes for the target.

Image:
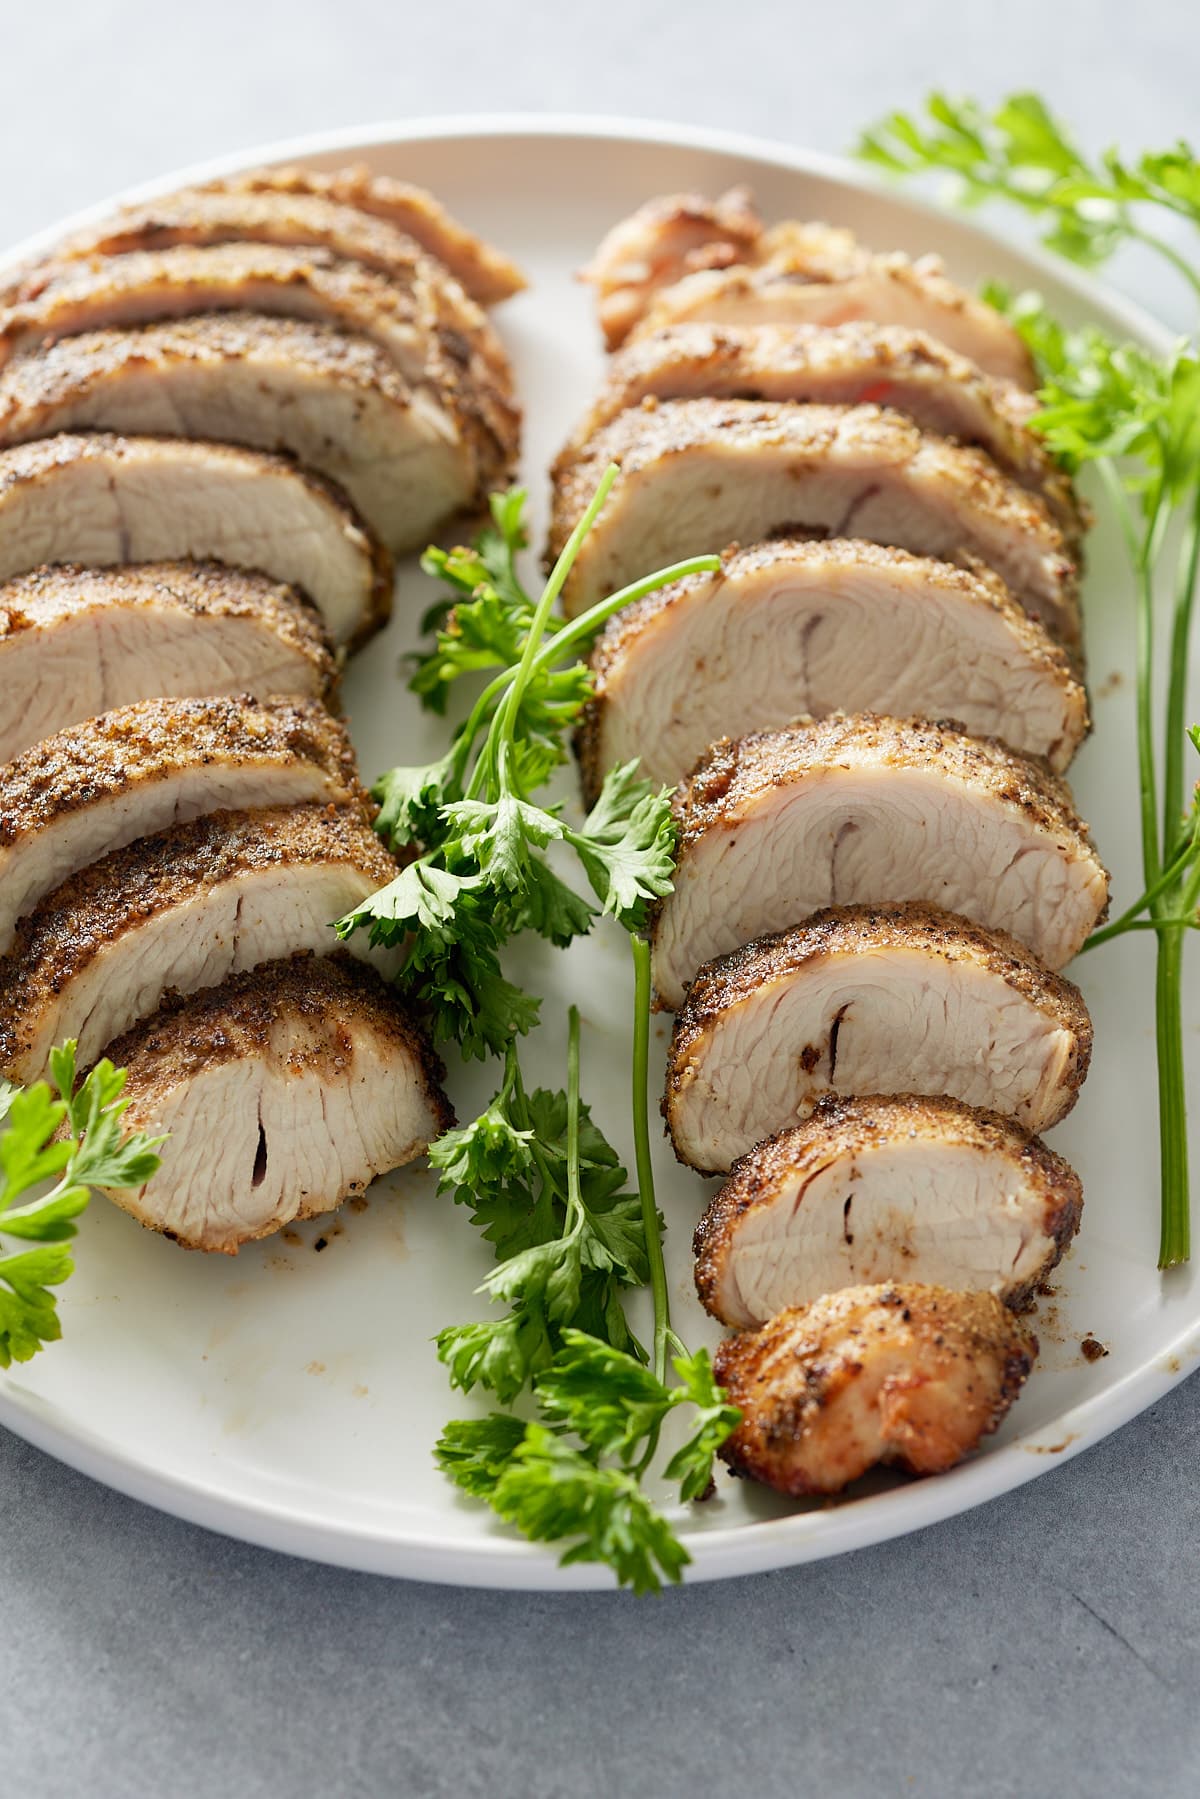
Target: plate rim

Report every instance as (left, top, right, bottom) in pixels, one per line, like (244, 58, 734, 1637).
(0, 111, 1192, 1589)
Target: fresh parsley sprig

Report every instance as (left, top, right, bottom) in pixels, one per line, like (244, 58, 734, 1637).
(859, 93, 1200, 302)
(336, 470, 708, 1059)
(0, 1045, 163, 1366)
(859, 97, 1200, 1267)
(360, 477, 738, 1586)
(437, 1331, 739, 1595)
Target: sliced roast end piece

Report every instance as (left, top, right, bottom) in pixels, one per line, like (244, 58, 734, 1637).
(714, 1282, 1037, 1496)
(693, 1094, 1083, 1328)
(0, 561, 336, 766)
(665, 904, 1093, 1173)
(102, 952, 453, 1254)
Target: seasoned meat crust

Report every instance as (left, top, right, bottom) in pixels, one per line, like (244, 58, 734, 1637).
(0, 314, 516, 550)
(577, 539, 1090, 799)
(693, 1093, 1083, 1324)
(0, 803, 397, 1082)
(550, 400, 1079, 640)
(0, 694, 368, 953)
(0, 432, 393, 651)
(204, 164, 526, 306)
(674, 712, 1094, 849)
(0, 559, 332, 665)
(714, 1283, 1037, 1495)
(0, 561, 337, 765)
(664, 903, 1094, 1170)
(564, 322, 1082, 540)
(102, 951, 454, 1254)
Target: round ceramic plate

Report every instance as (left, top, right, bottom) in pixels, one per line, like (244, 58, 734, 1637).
(0, 118, 1195, 1588)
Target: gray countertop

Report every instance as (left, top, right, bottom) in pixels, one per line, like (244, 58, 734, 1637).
(4, 3, 1199, 1792)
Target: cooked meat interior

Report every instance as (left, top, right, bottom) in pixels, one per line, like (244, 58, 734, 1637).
(714, 1283, 1037, 1496)
(552, 401, 1079, 642)
(569, 323, 1080, 538)
(693, 1094, 1083, 1327)
(664, 904, 1092, 1172)
(0, 694, 365, 954)
(0, 434, 391, 650)
(579, 541, 1088, 798)
(652, 715, 1108, 1007)
(0, 563, 335, 766)
(207, 164, 526, 305)
(101, 953, 452, 1254)
(580, 188, 763, 348)
(631, 229, 1035, 388)
(0, 804, 398, 1083)
(0, 314, 514, 554)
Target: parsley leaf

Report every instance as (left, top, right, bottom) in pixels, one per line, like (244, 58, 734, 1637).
(0, 1049, 164, 1366)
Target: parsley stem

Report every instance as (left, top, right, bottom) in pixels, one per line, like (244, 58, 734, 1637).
(1163, 490, 1200, 855)
(525, 555, 724, 680)
(1080, 825, 1200, 948)
(565, 1004, 583, 1228)
(1157, 921, 1191, 1266)
(630, 933, 670, 1385)
(1128, 223, 1200, 307)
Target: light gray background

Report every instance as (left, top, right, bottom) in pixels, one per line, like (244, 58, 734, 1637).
(3, 3, 1198, 1794)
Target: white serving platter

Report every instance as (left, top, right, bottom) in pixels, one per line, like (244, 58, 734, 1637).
(0, 117, 1196, 1588)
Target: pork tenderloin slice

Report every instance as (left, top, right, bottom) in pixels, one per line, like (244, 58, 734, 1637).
(0, 240, 519, 446)
(579, 540, 1088, 799)
(551, 401, 1079, 641)
(0, 562, 335, 766)
(652, 714, 1108, 1007)
(714, 1283, 1037, 1496)
(0, 315, 511, 554)
(0, 694, 365, 954)
(6, 184, 496, 302)
(0, 434, 391, 650)
(579, 188, 764, 349)
(208, 164, 526, 306)
(665, 904, 1092, 1172)
(567, 323, 1080, 539)
(101, 952, 452, 1254)
(0, 803, 398, 1083)
(694, 1094, 1083, 1328)
(633, 247, 1036, 389)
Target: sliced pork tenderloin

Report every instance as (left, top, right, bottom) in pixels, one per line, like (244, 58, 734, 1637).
(664, 904, 1093, 1172)
(0, 314, 513, 553)
(0, 434, 391, 650)
(714, 1283, 1037, 1496)
(579, 541, 1088, 800)
(633, 231, 1035, 388)
(0, 242, 519, 468)
(569, 324, 1080, 539)
(5, 183, 509, 303)
(0, 563, 334, 766)
(551, 401, 1079, 642)
(693, 1094, 1083, 1328)
(205, 164, 526, 305)
(100, 953, 452, 1254)
(0, 695, 365, 954)
(580, 187, 764, 348)
(0, 804, 398, 1084)
(652, 715, 1108, 1008)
